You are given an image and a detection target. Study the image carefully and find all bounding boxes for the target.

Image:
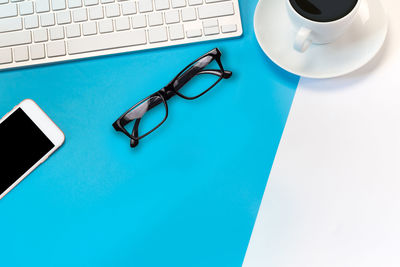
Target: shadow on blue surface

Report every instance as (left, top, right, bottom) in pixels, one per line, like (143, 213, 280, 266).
(0, 1, 298, 266)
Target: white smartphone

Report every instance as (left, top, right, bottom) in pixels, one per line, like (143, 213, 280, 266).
(0, 99, 65, 200)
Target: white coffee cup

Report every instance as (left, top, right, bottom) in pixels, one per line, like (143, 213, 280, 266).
(286, 0, 361, 52)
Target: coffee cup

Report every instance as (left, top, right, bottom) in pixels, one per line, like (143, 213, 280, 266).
(286, 0, 361, 52)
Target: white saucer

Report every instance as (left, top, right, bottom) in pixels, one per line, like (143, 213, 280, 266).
(254, 0, 388, 79)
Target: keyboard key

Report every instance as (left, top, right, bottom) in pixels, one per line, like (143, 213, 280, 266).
(169, 24, 184, 40)
(148, 12, 163, 26)
(204, 26, 218, 36)
(138, 0, 152, 13)
(24, 15, 39, 29)
(171, 0, 185, 8)
(131, 14, 146, 28)
(68, 0, 82, 8)
(35, 0, 50, 13)
(0, 48, 12, 64)
(221, 24, 236, 33)
(0, 0, 9, 4)
(30, 43, 46, 59)
(50, 26, 65, 40)
(188, 0, 202, 6)
(154, 0, 169, 10)
(52, 0, 66, 10)
(121, 1, 136, 15)
(148, 26, 167, 43)
(66, 24, 81, 37)
(98, 19, 113, 33)
(19, 1, 34, 15)
(202, 18, 218, 28)
(57, 11, 71, 24)
(186, 28, 201, 38)
(115, 17, 130, 31)
(205, 0, 230, 2)
(0, 3, 17, 18)
(47, 40, 66, 57)
(0, 17, 22, 33)
(14, 46, 29, 62)
(0, 31, 32, 47)
(165, 10, 179, 24)
(89, 6, 103, 19)
(34, 29, 48, 42)
(82, 21, 97, 35)
(68, 29, 147, 54)
(181, 7, 196, 21)
(73, 8, 87, 22)
(84, 0, 98, 6)
(198, 2, 234, 19)
(105, 3, 120, 17)
(40, 13, 55, 26)
(101, 0, 114, 3)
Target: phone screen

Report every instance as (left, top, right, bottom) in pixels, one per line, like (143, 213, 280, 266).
(0, 108, 54, 194)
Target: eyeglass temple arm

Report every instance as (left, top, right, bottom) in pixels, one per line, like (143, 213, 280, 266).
(198, 69, 232, 78)
(170, 68, 232, 94)
(130, 118, 141, 147)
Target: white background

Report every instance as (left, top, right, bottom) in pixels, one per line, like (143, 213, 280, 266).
(243, 0, 400, 266)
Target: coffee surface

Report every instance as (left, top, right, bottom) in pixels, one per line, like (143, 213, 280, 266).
(289, 0, 358, 22)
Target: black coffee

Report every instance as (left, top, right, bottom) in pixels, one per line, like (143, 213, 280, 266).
(289, 0, 358, 22)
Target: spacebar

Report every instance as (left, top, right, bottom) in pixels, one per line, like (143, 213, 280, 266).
(67, 30, 147, 55)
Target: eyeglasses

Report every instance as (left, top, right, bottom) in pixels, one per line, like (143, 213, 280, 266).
(112, 48, 232, 148)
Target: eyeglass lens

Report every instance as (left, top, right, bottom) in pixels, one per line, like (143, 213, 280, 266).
(173, 55, 223, 99)
(123, 94, 167, 139)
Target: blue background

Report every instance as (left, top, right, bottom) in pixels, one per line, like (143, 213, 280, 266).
(0, 1, 299, 266)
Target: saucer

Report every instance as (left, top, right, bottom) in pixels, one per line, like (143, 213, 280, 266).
(254, 0, 388, 78)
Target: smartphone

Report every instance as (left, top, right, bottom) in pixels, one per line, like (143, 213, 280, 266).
(0, 99, 65, 200)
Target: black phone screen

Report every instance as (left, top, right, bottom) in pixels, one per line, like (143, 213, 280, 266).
(0, 108, 54, 195)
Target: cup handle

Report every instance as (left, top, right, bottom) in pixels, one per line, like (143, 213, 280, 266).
(294, 27, 312, 52)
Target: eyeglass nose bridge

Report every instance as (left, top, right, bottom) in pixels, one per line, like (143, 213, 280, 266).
(159, 86, 175, 99)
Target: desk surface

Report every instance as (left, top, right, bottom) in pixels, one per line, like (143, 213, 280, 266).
(244, 0, 400, 266)
(0, 1, 299, 266)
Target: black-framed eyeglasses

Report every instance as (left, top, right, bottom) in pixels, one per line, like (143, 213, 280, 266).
(112, 48, 232, 148)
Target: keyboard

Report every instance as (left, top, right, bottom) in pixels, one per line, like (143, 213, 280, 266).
(0, 0, 242, 70)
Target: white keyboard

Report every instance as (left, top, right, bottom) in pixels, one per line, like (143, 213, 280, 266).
(0, 0, 242, 70)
